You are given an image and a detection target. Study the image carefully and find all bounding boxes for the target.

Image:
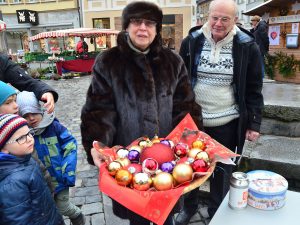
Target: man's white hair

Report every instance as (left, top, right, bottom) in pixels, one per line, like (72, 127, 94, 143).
(209, 0, 238, 16)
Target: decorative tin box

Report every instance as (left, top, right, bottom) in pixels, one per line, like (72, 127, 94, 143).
(247, 170, 288, 210)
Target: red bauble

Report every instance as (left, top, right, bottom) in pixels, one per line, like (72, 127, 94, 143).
(174, 142, 189, 158)
(140, 143, 175, 166)
(192, 159, 209, 172)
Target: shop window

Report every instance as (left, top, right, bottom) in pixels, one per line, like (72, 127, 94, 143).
(93, 18, 111, 49)
(162, 15, 175, 50)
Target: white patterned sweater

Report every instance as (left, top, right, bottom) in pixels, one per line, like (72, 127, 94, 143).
(194, 23, 240, 127)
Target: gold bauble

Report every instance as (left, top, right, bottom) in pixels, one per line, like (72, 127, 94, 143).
(195, 151, 210, 163)
(153, 172, 173, 191)
(152, 135, 161, 144)
(172, 163, 193, 184)
(116, 157, 131, 168)
(115, 169, 133, 186)
(132, 173, 152, 191)
(108, 161, 122, 176)
(192, 140, 206, 150)
(128, 145, 142, 153)
(188, 148, 202, 159)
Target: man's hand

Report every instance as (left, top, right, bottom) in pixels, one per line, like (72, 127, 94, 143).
(246, 130, 260, 141)
(41, 92, 55, 113)
(91, 148, 105, 168)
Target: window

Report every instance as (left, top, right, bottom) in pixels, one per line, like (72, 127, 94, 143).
(93, 18, 111, 49)
(162, 15, 176, 50)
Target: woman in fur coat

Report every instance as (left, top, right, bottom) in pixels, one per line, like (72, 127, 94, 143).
(80, 1, 203, 225)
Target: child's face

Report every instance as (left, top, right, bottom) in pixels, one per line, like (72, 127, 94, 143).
(0, 95, 19, 114)
(23, 113, 43, 128)
(1, 126, 34, 156)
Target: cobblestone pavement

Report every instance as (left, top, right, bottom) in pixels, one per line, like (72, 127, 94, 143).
(44, 76, 210, 225)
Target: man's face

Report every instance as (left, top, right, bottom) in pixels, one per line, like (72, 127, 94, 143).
(208, 2, 237, 42)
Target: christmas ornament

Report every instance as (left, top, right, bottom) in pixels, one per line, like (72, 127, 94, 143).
(153, 172, 174, 191)
(160, 139, 174, 148)
(192, 159, 209, 172)
(132, 173, 152, 191)
(115, 169, 133, 186)
(138, 138, 152, 148)
(174, 142, 189, 158)
(192, 140, 206, 150)
(127, 163, 142, 175)
(142, 158, 159, 175)
(188, 148, 202, 159)
(108, 161, 122, 176)
(116, 157, 131, 168)
(160, 161, 176, 173)
(116, 148, 129, 158)
(127, 150, 140, 162)
(195, 151, 210, 163)
(152, 135, 161, 144)
(128, 145, 142, 153)
(140, 143, 175, 166)
(172, 163, 193, 184)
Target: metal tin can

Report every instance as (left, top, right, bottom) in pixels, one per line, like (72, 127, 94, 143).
(228, 172, 249, 209)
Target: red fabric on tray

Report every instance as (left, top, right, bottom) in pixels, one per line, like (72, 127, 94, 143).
(55, 58, 95, 75)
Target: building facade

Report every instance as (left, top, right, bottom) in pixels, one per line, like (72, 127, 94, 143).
(0, 0, 80, 53)
(82, 0, 198, 52)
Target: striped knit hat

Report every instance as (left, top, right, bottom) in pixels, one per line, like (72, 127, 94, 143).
(0, 114, 28, 150)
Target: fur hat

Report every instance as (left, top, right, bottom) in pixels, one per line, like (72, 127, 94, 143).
(17, 91, 43, 117)
(0, 114, 28, 150)
(0, 81, 17, 106)
(122, 1, 163, 33)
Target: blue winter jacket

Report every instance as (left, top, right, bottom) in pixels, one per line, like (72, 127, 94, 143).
(34, 119, 77, 194)
(0, 153, 64, 225)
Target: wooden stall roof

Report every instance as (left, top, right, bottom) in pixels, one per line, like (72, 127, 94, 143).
(243, 0, 288, 16)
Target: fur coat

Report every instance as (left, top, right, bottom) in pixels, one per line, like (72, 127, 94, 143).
(81, 31, 203, 164)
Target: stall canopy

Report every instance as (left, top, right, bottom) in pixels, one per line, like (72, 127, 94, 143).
(243, 0, 287, 16)
(29, 28, 120, 41)
(0, 20, 6, 32)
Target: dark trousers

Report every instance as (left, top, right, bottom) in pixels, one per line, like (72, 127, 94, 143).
(182, 119, 238, 218)
(205, 119, 238, 217)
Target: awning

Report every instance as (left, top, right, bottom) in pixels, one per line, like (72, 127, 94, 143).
(243, 0, 287, 16)
(0, 20, 6, 32)
(29, 28, 120, 41)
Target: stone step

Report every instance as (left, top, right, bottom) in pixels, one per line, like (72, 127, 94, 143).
(239, 135, 300, 191)
(260, 117, 300, 137)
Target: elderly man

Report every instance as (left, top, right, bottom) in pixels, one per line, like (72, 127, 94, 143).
(176, 0, 263, 224)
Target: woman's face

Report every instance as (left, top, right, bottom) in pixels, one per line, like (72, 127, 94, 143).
(126, 18, 157, 51)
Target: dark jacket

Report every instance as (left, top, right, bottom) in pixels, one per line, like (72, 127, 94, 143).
(81, 31, 203, 164)
(0, 153, 64, 225)
(251, 20, 269, 56)
(34, 119, 77, 194)
(0, 53, 58, 102)
(179, 26, 264, 153)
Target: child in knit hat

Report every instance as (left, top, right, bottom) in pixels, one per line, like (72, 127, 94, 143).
(0, 81, 19, 114)
(17, 91, 85, 225)
(0, 114, 64, 225)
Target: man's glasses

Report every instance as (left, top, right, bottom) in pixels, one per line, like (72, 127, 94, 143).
(210, 16, 232, 23)
(130, 18, 157, 28)
(6, 130, 35, 145)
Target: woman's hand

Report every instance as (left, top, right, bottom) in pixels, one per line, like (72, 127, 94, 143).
(91, 148, 105, 168)
(246, 130, 260, 141)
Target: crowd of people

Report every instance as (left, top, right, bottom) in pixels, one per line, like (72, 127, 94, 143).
(0, 0, 265, 225)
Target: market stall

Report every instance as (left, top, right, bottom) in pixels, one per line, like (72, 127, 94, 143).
(244, 0, 300, 83)
(29, 28, 120, 75)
